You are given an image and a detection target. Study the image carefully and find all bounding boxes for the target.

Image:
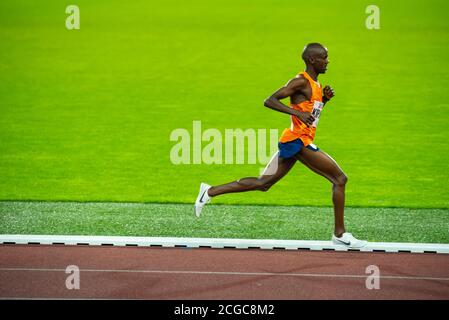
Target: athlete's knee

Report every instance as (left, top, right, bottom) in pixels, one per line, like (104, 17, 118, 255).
(256, 178, 273, 192)
(334, 173, 348, 187)
(259, 183, 273, 192)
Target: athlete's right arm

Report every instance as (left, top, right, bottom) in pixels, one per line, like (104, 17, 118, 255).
(263, 77, 315, 126)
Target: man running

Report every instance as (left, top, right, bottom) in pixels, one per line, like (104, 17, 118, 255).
(194, 43, 367, 248)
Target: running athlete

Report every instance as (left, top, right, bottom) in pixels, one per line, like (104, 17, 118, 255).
(194, 43, 367, 248)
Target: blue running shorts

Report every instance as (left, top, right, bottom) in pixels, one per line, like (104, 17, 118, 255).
(278, 139, 319, 158)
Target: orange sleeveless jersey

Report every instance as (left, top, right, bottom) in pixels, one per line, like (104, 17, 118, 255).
(279, 71, 324, 146)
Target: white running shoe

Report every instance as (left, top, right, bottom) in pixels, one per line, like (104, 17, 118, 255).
(332, 232, 367, 248)
(194, 183, 211, 218)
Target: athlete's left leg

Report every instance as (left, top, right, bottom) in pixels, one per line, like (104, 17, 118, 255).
(194, 152, 296, 217)
(294, 148, 347, 237)
(208, 151, 296, 197)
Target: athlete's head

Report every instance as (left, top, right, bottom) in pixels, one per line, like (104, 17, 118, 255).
(301, 43, 328, 74)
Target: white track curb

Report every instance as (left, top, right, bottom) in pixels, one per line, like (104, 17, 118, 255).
(1, 235, 448, 254)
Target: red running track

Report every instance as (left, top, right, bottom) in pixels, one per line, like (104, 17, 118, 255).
(0, 244, 448, 300)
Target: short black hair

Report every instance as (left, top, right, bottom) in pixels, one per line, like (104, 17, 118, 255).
(301, 43, 327, 62)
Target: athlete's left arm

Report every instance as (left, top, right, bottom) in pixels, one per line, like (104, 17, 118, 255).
(322, 85, 335, 105)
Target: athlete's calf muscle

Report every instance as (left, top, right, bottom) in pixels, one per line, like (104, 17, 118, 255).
(209, 153, 296, 197)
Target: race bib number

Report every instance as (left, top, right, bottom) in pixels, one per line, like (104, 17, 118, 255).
(311, 100, 324, 127)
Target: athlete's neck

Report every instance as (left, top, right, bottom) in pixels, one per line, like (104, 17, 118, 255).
(305, 67, 319, 81)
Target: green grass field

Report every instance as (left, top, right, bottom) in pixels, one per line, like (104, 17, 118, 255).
(1, 201, 448, 243)
(0, 0, 448, 242)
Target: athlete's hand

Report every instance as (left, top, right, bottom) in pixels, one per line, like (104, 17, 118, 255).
(294, 111, 315, 127)
(323, 85, 335, 101)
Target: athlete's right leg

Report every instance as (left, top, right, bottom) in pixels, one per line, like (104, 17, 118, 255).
(207, 152, 296, 197)
(294, 147, 367, 248)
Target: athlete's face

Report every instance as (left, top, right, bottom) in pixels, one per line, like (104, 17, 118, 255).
(312, 49, 329, 74)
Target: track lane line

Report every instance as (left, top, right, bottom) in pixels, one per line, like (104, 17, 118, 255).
(1, 267, 448, 282)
